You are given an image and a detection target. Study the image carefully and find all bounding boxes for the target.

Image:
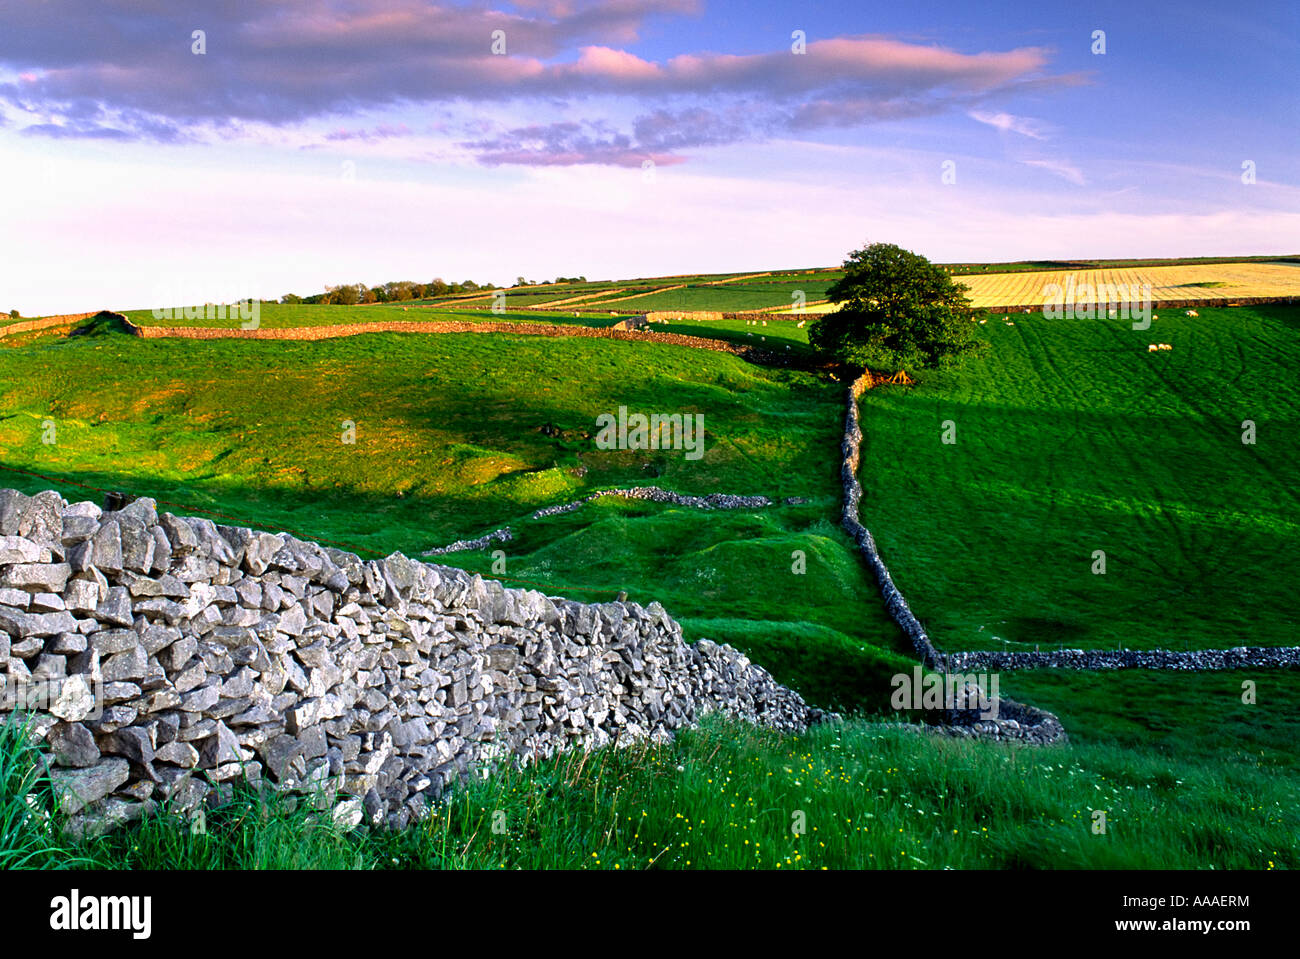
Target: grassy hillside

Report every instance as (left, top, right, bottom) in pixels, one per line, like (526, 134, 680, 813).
(857, 304, 1300, 651)
(0, 323, 907, 711)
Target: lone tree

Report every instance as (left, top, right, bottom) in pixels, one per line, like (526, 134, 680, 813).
(808, 242, 982, 374)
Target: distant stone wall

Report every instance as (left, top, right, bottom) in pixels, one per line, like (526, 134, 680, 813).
(118, 315, 810, 368)
(838, 374, 1067, 745)
(0, 488, 825, 834)
(841, 372, 1298, 693)
(0, 311, 102, 339)
(839, 376, 945, 670)
(427, 487, 776, 557)
(639, 310, 824, 323)
(948, 647, 1300, 671)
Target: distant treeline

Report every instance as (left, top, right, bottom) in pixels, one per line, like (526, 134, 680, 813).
(283, 276, 589, 305)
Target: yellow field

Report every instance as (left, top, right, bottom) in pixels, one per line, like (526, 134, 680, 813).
(770, 261, 1300, 314)
(956, 261, 1300, 309)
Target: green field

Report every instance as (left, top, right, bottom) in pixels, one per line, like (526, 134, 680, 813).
(654, 316, 812, 351)
(2, 298, 1298, 871)
(857, 304, 1300, 652)
(588, 280, 837, 312)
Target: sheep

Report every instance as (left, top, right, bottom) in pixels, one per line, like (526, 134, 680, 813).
(979, 318, 987, 324)
(796, 319, 806, 328)
(1159, 343, 1173, 351)
(1148, 344, 1159, 352)
(1186, 310, 1199, 317)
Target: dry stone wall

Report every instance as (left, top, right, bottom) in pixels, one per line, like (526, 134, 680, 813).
(427, 487, 776, 557)
(0, 311, 101, 339)
(115, 314, 813, 369)
(840, 371, 1297, 745)
(0, 487, 826, 834)
(838, 375, 1067, 745)
(948, 646, 1300, 671)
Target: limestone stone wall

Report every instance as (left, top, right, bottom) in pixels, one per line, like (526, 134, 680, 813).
(0, 488, 825, 833)
(116, 314, 808, 368)
(0, 311, 101, 339)
(838, 375, 1067, 745)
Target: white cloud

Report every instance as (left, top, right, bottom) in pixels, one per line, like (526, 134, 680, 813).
(969, 110, 1048, 140)
(1021, 157, 1086, 185)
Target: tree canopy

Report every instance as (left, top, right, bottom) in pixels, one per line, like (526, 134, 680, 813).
(808, 242, 983, 373)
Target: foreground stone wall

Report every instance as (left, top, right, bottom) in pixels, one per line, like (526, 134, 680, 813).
(0, 488, 824, 833)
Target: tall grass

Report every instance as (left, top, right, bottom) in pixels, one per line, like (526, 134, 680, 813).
(0, 714, 98, 869)
(4, 715, 1293, 870)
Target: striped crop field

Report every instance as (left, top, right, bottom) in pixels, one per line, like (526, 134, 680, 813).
(955, 261, 1300, 309)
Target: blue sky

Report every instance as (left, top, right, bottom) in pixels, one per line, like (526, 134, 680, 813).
(0, 0, 1295, 314)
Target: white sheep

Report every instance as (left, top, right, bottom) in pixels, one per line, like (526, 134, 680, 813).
(796, 320, 806, 328)
(1186, 310, 1199, 317)
(1159, 343, 1173, 351)
(1148, 344, 1159, 352)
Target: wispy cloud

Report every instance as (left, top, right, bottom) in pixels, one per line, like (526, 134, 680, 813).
(1021, 157, 1085, 185)
(969, 110, 1049, 140)
(323, 124, 416, 144)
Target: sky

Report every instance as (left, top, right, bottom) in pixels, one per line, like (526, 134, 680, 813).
(0, 0, 1296, 315)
